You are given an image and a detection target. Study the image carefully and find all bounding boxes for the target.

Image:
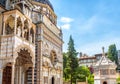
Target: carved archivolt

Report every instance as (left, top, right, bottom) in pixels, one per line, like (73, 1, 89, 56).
(14, 44, 35, 65)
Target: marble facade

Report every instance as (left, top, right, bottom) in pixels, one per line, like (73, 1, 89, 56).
(0, 0, 63, 84)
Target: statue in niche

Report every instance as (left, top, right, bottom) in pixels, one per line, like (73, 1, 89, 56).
(29, 34, 32, 43)
(30, 28, 34, 43)
(5, 24, 14, 35)
(17, 26, 21, 36)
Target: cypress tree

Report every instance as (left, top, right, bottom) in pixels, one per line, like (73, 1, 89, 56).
(67, 35, 78, 84)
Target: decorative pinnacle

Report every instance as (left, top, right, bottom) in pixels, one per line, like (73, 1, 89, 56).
(102, 47, 105, 56)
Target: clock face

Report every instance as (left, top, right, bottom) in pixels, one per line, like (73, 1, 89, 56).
(50, 50, 57, 66)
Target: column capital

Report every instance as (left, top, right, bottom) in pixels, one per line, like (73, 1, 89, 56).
(32, 66, 35, 69)
(0, 69, 3, 72)
(11, 62, 15, 65)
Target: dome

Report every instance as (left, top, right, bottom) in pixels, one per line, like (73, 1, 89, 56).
(35, 0, 54, 11)
(0, 0, 5, 6)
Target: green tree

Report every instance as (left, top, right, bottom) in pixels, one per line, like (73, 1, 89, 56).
(117, 76, 120, 84)
(63, 52, 70, 81)
(108, 44, 118, 65)
(76, 66, 90, 82)
(67, 35, 79, 84)
(87, 74, 94, 84)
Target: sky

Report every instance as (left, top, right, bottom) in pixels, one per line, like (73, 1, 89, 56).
(50, 0, 120, 56)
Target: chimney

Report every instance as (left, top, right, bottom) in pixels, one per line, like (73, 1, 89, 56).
(80, 52, 82, 57)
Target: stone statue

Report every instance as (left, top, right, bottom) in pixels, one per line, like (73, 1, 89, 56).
(17, 26, 21, 36)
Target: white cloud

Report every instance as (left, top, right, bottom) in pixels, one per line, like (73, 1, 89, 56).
(59, 17, 74, 30)
(60, 17, 74, 23)
(61, 24, 71, 30)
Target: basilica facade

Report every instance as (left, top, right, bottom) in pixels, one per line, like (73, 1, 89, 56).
(0, 0, 63, 84)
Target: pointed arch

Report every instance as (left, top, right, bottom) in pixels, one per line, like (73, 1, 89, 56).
(24, 19, 29, 29)
(14, 44, 35, 64)
(16, 17, 22, 37)
(5, 15, 15, 35)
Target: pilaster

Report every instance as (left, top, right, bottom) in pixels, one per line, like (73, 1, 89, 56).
(11, 62, 15, 84)
(0, 69, 3, 84)
(19, 66, 22, 84)
(32, 67, 34, 84)
(36, 24, 43, 84)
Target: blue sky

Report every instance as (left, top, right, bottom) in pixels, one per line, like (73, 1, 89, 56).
(50, 0, 120, 56)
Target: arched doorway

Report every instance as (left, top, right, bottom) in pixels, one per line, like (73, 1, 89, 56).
(2, 48, 34, 84)
(52, 77, 55, 84)
(103, 81, 107, 84)
(2, 63, 12, 84)
(15, 48, 33, 84)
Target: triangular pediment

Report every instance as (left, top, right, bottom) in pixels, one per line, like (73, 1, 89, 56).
(95, 56, 116, 66)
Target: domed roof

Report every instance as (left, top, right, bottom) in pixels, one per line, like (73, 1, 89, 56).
(0, 0, 5, 6)
(35, 0, 54, 11)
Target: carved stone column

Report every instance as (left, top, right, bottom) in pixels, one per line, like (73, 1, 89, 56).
(3, 21, 6, 35)
(22, 3, 25, 14)
(14, 16, 17, 35)
(15, 66, 18, 84)
(22, 71, 25, 84)
(11, 62, 15, 84)
(36, 25, 43, 84)
(19, 66, 22, 84)
(32, 67, 34, 84)
(0, 69, 3, 84)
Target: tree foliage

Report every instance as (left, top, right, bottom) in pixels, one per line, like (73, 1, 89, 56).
(87, 74, 94, 84)
(108, 44, 118, 65)
(63, 53, 70, 81)
(63, 35, 94, 84)
(76, 66, 90, 82)
(67, 35, 79, 83)
(117, 76, 120, 84)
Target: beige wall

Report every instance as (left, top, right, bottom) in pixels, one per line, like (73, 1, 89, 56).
(77, 82, 87, 84)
